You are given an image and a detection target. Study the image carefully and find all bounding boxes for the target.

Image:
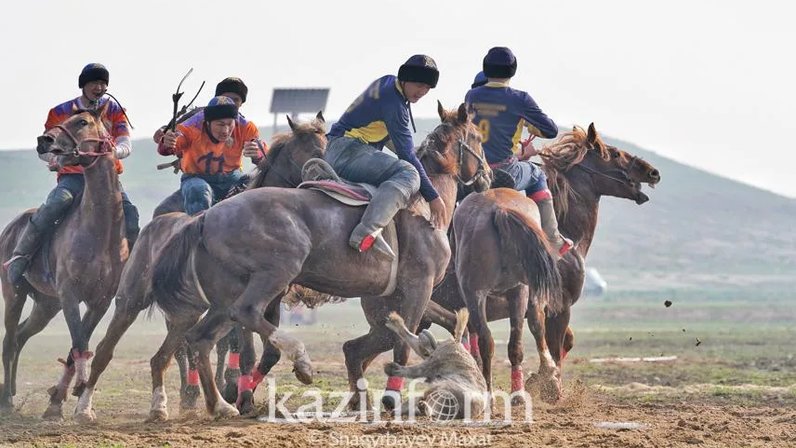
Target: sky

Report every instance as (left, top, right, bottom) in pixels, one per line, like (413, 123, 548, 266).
(1, 0, 794, 198)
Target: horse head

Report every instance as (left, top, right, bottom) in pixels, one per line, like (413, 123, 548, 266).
(249, 111, 327, 189)
(542, 123, 660, 206)
(36, 102, 114, 167)
(419, 101, 491, 192)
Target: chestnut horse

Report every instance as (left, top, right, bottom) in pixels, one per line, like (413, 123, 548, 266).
(148, 103, 490, 418)
(424, 123, 661, 400)
(0, 105, 129, 419)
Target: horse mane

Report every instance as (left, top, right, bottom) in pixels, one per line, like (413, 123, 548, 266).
(538, 126, 610, 218)
(418, 117, 478, 176)
(247, 119, 326, 189)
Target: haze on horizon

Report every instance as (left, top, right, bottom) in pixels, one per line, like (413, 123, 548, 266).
(1, 0, 793, 198)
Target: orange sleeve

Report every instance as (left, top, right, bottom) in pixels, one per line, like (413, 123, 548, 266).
(44, 108, 61, 131)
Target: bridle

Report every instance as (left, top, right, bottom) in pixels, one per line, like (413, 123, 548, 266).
(45, 113, 114, 159)
(418, 123, 490, 187)
(573, 146, 641, 186)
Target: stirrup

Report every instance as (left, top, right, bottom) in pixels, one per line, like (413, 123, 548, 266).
(354, 229, 395, 261)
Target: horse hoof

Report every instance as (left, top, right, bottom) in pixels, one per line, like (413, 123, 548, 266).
(511, 393, 528, 407)
(180, 385, 201, 410)
(292, 360, 314, 385)
(214, 401, 240, 419)
(237, 390, 255, 415)
(346, 391, 371, 412)
(74, 409, 96, 424)
(72, 382, 86, 398)
(381, 391, 399, 411)
(146, 409, 169, 423)
(42, 405, 64, 421)
(221, 380, 238, 404)
(539, 379, 563, 404)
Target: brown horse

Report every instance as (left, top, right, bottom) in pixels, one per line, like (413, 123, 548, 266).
(72, 115, 327, 423)
(453, 187, 563, 403)
(148, 102, 490, 417)
(424, 124, 661, 400)
(0, 105, 129, 419)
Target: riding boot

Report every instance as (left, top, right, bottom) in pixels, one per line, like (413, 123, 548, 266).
(3, 218, 46, 285)
(122, 201, 140, 252)
(535, 197, 573, 257)
(349, 183, 408, 261)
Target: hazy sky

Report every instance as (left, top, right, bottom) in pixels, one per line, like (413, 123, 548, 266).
(1, 0, 794, 197)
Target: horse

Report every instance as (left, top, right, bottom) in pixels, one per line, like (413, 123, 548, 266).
(147, 102, 490, 418)
(452, 187, 562, 403)
(167, 113, 327, 412)
(0, 105, 130, 419)
(424, 123, 661, 401)
(72, 115, 327, 423)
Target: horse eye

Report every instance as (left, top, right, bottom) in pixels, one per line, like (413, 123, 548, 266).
(79, 119, 89, 126)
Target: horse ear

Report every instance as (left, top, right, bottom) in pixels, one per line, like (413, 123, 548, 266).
(286, 115, 297, 132)
(71, 103, 80, 114)
(437, 100, 445, 121)
(587, 123, 598, 145)
(316, 110, 325, 123)
(96, 100, 110, 118)
(457, 103, 468, 124)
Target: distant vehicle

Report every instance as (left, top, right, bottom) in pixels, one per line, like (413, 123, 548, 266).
(582, 267, 608, 298)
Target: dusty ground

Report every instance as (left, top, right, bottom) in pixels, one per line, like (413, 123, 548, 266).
(1, 299, 794, 447)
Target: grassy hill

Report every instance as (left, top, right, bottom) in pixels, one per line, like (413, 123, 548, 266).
(1, 118, 793, 299)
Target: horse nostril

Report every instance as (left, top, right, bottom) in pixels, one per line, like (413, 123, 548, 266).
(36, 135, 55, 154)
(650, 169, 660, 178)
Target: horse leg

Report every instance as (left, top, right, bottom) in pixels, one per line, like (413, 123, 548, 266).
(1, 283, 28, 412)
(13, 297, 60, 396)
(506, 286, 529, 405)
(42, 293, 91, 420)
(177, 342, 202, 413)
(545, 307, 572, 369)
(525, 298, 562, 404)
(234, 327, 257, 415)
(146, 312, 201, 423)
(75, 295, 147, 423)
(214, 332, 230, 390)
(71, 301, 113, 398)
(382, 283, 437, 412)
(184, 310, 238, 419)
(459, 286, 493, 394)
(220, 326, 242, 404)
(229, 272, 312, 385)
(241, 302, 283, 415)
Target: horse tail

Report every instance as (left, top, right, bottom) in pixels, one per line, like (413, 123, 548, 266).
(493, 207, 563, 315)
(149, 214, 206, 316)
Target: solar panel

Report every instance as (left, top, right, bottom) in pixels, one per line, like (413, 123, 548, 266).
(270, 88, 329, 114)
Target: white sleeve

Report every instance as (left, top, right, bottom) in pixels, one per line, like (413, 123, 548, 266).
(114, 135, 132, 160)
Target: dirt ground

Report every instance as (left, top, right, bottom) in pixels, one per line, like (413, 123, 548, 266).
(1, 301, 794, 447)
(0, 389, 793, 447)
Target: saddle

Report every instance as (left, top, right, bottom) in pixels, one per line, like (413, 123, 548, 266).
(298, 159, 375, 206)
(298, 158, 399, 297)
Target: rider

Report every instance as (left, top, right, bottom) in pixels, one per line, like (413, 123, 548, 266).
(3, 63, 140, 284)
(158, 95, 266, 215)
(324, 54, 446, 260)
(153, 76, 252, 145)
(465, 47, 573, 256)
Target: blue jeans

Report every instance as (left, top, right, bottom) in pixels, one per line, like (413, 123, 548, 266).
(36, 174, 139, 240)
(324, 136, 419, 200)
(180, 171, 246, 215)
(494, 157, 548, 195)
